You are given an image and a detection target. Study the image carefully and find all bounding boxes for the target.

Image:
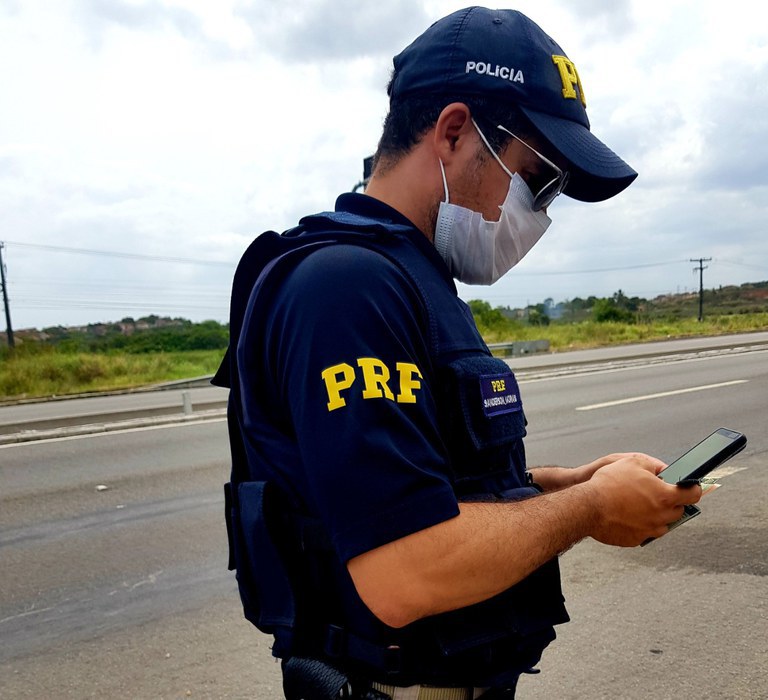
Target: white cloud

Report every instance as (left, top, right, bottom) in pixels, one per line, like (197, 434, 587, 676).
(236, 0, 431, 62)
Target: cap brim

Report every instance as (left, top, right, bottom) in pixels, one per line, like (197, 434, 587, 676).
(519, 106, 638, 202)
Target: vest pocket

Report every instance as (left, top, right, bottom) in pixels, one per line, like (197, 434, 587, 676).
(438, 355, 527, 481)
(230, 481, 297, 639)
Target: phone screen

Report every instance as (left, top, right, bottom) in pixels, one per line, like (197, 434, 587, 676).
(659, 429, 742, 484)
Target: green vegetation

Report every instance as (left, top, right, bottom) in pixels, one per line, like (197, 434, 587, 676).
(1, 283, 766, 401)
(0, 317, 228, 400)
(469, 285, 768, 350)
(474, 313, 768, 352)
(0, 345, 224, 400)
(39, 317, 229, 353)
(470, 282, 768, 349)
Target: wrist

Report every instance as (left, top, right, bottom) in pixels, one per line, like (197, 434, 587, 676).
(567, 479, 603, 539)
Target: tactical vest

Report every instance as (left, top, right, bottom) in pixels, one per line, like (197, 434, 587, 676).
(214, 210, 569, 689)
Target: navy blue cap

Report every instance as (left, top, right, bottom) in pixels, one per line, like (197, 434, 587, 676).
(389, 6, 637, 202)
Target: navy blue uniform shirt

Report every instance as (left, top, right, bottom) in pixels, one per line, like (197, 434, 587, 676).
(237, 192, 529, 565)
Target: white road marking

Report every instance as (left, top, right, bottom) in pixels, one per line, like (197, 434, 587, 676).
(575, 379, 749, 411)
(0, 606, 56, 625)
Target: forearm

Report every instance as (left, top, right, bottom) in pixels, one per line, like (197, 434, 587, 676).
(348, 483, 597, 628)
(348, 453, 701, 629)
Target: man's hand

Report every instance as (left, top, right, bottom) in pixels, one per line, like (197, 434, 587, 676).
(585, 453, 702, 547)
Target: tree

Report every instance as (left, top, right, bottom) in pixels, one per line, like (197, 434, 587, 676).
(467, 300, 521, 337)
(593, 297, 634, 323)
(527, 304, 550, 326)
(468, 299, 505, 326)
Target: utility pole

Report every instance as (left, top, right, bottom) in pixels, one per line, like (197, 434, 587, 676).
(690, 257, 712, 322)
(0, 241, 14, 348)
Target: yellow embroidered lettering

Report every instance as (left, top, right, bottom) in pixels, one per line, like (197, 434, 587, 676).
(491, 379, 506, 393)
(551, 55, 587, 107)
(357, 358, 395, 401)
(322, 359, 424, 410)
(396, 362, 423, 404)
(321, 362, 355, 411)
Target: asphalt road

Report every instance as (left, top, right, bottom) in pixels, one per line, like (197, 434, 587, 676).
(516, 346, 768, 699)
(1, 343, 766, 699)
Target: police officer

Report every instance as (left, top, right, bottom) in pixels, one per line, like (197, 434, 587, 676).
(217, 7, 702, 699)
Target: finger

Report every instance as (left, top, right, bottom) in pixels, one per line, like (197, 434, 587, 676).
(681, 483, 703, 504)
(641, 455, 667, 473)
(664, 482, 702, 506)
(671, 481, 703, 503)
(638, 458, 666, 475)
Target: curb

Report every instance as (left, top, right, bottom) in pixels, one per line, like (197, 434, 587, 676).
(0, 407, 227, 446)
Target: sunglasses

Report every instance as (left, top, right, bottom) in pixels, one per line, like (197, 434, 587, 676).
(472, 118, 569, 211)
(496, 124, 569, 211)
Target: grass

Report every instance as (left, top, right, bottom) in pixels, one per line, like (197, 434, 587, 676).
(481, 313, 768, 351)
(0, 348, 225, 401)
(1, 312, 767, 401)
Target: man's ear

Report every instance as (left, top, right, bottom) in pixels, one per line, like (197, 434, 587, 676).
(432, 103, 474, 164)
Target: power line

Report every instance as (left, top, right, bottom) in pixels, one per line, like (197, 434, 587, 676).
(6, 239, 686, 276)
(2, 240, 236, 323)
(717, 259, 766, 272)
(14, 288, 229, 301)
(509, 260, 683, 276)
(14, 277, 227, 291)
(3, 240, 236, 267)
(14, 297, 227, 309)
(13, 299, 226, 313)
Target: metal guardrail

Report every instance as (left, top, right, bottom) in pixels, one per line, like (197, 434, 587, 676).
(487, 339, 550, 357)
(149, 375, 216, 391)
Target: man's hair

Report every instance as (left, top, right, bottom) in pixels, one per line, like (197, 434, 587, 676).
(372, 75, 534, 174)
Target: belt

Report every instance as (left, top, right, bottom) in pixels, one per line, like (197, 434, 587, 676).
(371, 683, 487, 700)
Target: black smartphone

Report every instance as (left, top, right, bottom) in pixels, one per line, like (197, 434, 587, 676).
(657, 427, 747, 485)
(641, 428, 747, 546)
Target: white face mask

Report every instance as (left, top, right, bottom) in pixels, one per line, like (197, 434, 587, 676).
(433, 131, 552, 286)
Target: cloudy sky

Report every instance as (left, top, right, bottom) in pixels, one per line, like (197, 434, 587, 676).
(1, 0, 767, 331)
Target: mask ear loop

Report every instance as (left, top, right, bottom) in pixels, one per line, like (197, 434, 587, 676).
(438, 159, 450, 204)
